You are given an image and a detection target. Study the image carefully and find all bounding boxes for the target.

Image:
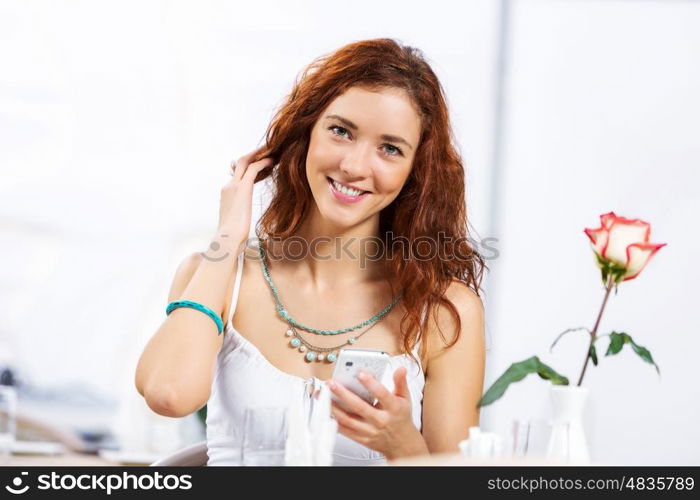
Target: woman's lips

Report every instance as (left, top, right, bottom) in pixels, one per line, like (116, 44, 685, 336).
(327, 177, 370, 204)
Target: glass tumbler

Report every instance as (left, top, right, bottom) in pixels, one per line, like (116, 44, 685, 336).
(511, 418, 553, 460)
(240, 407, 289, 466)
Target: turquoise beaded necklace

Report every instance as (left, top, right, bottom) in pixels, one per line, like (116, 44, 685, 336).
(257, 239, 402, 363)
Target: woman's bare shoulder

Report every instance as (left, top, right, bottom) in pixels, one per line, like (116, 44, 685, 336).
(242, 244, 260, 261)
(421, 280, 485, 374)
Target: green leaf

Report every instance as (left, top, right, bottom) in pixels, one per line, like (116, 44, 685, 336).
(595, 252, 608, 268)
(589, 343, 598, 366)
(476, 356, 569, 408)
(594, 252, 628, 286)
(604, 331, 660, 375)
(629, 339, 661, 375)
(611, 264, 627, 286)
(606, 331, 626, 355)
(550, 327, 591, 352)
(594, 253, 609, 284)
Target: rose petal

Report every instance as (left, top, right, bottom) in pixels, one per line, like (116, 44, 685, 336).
(600, 211, 618, 229)
(610, 214, 651, 240)
(623, 242, 667, 281)
(584, 226, 608, 256)
(602, 219, 652, 265)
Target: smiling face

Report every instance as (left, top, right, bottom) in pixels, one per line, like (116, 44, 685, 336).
(305, 86, 422, 229)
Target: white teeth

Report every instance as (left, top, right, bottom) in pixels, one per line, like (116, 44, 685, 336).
(331, 179, 364, 197)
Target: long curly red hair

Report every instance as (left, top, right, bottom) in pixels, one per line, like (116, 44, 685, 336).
(251, 38, 486, 360)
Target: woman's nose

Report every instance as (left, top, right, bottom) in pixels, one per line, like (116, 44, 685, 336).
(339, 143, 373, 178)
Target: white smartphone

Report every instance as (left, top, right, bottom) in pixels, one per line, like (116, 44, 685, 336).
(330, 348, 391, 408)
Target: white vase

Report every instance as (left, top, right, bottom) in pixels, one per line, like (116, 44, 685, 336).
(546, 386, 590, 464)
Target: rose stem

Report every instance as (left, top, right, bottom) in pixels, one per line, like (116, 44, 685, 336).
(576, 274, 615, 386)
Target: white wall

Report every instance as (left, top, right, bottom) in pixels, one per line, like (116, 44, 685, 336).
(480, 0, 700, 465)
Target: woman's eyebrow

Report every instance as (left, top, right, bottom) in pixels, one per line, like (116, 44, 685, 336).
(323, 114, 414, 150)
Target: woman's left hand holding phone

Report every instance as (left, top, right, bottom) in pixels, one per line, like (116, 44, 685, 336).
(327, 366, 428, 460)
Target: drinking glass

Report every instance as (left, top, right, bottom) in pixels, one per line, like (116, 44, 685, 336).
(240, 407, 288, 466)
(511, 418, 552, 460)
(0, 385, 17, 456)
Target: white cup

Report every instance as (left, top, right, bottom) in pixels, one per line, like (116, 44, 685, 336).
(240, 407, 288, 466)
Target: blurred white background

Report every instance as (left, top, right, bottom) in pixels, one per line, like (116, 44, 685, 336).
(0, 0, 697, 464)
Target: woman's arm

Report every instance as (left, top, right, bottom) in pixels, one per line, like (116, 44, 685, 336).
(420, 281, 486, 454)
(134, 240, 240, 418)
(135, 149, 271, 418)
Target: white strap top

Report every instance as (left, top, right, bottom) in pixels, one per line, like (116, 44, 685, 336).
(206, 250, 426, 466)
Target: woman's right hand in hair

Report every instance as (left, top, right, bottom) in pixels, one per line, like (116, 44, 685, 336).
(215, 148, 274, 252)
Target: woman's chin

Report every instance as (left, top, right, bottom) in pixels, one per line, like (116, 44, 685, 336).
(315, 203, 365, 228)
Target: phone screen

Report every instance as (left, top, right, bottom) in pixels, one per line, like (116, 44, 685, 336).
(331, 348, 391, 408)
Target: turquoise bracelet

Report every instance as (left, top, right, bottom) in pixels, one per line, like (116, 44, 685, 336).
(166, 300, 224, 335)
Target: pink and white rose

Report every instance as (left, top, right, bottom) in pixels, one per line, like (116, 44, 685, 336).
(584, 211, 666, 281)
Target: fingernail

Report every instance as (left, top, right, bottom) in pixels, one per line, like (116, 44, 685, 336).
(357, 371, 367, 381)
(328, 380, 337, 390)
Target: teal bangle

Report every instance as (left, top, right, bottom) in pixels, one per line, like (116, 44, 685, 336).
(166, 300, 224, 335)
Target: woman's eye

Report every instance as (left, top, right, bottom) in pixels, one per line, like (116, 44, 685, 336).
(329, 125, 350, 138)
(329, 125, 403, 157)
(382, 144, 403, 157)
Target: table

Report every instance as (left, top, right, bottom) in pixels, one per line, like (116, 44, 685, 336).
(1, 452, 121, 466)
(389, 452, 571, 466)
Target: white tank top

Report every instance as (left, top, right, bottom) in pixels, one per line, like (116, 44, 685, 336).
(206, 249, 426, 466)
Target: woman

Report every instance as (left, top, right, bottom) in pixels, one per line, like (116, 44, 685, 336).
(135, 38, 486, 465)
